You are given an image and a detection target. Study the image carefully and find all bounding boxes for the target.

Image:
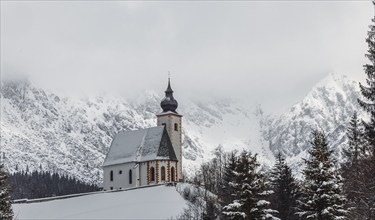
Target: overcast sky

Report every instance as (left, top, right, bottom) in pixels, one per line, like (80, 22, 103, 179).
(1, 1, 372, 113)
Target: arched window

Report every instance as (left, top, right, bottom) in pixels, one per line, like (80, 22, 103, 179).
(150, 167, 155, 182)
(171, 167, 175, 182)
(110, 170, 113, 181)
(161, 166, 166, 181)
(129, 169, 132, 184)
(174, 123, 178, 131)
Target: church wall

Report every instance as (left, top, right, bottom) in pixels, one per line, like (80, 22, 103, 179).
(103, 163, 136, 190)
(157, 114, 183, 181)
(140, 161, 148, 185)
(103, 160, 178, 190)
(156, 160, 176, 183)
(139, 160, 178, 186)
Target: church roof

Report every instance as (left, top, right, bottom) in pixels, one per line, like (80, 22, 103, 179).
(102, 126, 177, 167)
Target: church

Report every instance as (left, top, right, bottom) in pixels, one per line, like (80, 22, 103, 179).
(102, 79, 183, 190)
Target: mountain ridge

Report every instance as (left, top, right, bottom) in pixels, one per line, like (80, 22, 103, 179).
(266, 73, 362, 171)
(0, 73, 361, 183)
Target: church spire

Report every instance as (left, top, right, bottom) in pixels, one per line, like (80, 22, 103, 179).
(161, 77, 178, 113)
(166, 77, 173, 93)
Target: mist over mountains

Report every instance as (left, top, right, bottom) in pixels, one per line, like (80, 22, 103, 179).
(0, 73, 360, 183)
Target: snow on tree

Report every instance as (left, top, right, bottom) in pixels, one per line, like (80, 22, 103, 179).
(341, 113, 374, 218)
(0, 164, 13, 220)
(223, 150, 279, 220)
(343, 111, 364, 166)
(344, 4, 375, 217)
(342, 154, 375, 220)
(342, 111, 365, 219)
(269, 153, 299, 220)
(358, 0, 375, 157)
(221, 150, 238, 212)
(296, 130, 347, 220)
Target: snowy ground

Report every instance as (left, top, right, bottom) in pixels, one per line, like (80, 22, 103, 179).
(13, 185, 188, 219)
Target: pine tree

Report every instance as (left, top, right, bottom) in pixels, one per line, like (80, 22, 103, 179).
(345, 2, 375, 218)
(221, 150, 238, 212)
(343, 111, 364, 165)
(342, 154, 375, 220)
(8, 170, 99, 200)
(0, 164, 13, 220)
(296, 130, 347, 220)
(223, 150, 278, 220)
(342, 112, 364, 219)
(358, 0, 375, 157)
(269, 153, 299, 220)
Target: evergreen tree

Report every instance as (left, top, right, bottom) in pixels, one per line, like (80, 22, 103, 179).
(342, 154, 375, 220)
(9, 170, 99, 200)
(221, 150, 238, 213)
(342, 114, 375, 220)
(342, 111, 367, 219)
(269, 153, 299, 220)
(223, 150, 278, 220)
(358, 0, 375, 157)
(344, 2, 375, 218)
(296, 130, 347, 220)
(343, 111, 363, 165)
(0, 164, 13, 220)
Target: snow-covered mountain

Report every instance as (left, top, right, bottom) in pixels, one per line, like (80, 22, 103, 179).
(0, 73, 362, 183)
(266, 73, 362, 172)
(0, 79, 269, 184)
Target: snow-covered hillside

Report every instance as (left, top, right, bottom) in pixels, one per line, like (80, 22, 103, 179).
(13, 185, 187, 219)
(0, 79, 269, 183)
(0, 73, 361, 183)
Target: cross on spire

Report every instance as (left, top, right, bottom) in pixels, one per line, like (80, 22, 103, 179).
(166, 72, 173, 93)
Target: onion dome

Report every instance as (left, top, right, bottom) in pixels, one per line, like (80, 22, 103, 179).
(161, 78, 178, 113)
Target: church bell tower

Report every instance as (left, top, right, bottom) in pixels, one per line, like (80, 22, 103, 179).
(157, 78, 183, 181)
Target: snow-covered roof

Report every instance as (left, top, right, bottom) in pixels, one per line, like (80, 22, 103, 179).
(103, 126, 177, 167)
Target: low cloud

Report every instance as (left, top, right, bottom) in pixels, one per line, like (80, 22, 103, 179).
(1, 1, 372, 112)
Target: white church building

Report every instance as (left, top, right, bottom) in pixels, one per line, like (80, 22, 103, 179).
(102, 79, 183, 190)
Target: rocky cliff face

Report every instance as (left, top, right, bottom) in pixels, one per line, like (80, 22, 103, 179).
(0, 73, 362, 183)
